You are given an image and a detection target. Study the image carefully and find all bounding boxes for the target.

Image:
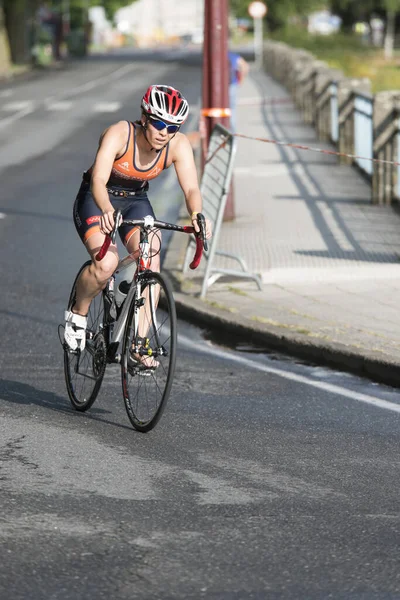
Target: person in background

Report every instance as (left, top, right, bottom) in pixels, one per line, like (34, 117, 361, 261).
(228, 50, 249, 133)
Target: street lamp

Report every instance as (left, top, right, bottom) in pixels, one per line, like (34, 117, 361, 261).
(248, 1, 267, 69)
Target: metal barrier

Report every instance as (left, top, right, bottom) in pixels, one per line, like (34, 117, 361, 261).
(330, 82, 339, 143)
(182, 123, 262, 298)
(315, 80, 332, 141)
(354, 92, 373, 177)
(374, 105, 399, 204)
(263, 40, 400, 204)
(397, 114, 400, 200)
(297, 70, 317, 125)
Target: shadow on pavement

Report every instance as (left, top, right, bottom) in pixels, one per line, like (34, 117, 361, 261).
(0, 379, 135, 432)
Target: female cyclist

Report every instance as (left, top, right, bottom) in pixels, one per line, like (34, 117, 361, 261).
(64, 84, 210, 356)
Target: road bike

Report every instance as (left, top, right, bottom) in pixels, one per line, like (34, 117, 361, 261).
(61, 211, 206, 432)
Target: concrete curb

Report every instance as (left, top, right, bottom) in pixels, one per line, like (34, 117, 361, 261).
(162, 219, 400, 388)
(169, 285, 400, 388)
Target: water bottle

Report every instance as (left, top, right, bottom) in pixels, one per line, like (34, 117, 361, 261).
(114, 279, 131, 308)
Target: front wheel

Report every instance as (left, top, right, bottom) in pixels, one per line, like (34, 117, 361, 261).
(64, 261, 108, 412)
(121, 271, 177, 432)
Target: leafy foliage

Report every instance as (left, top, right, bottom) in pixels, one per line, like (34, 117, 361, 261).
(87, 0, 135, 21)
(230, 0, 400, 28)
(230, 0, 326, 29)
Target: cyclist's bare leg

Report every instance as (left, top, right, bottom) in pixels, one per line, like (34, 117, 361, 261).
(126, 229, 161, 368)
(72, 232, 119, 316)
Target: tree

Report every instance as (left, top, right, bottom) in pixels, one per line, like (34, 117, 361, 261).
(67, 0, 136, 56)
(98, 0, 133, 21)
(0, 0, 11, 74)
(329, 0, 376, 32)
(230, 0, 326, 30)
(382, 0, 400, 58)
(329, 0, 400, 58)
(1, 0, 136, 66)
(3, 0, 39, 64)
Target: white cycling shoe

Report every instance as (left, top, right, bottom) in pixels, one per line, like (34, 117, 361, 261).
(64, 310, 87, 351)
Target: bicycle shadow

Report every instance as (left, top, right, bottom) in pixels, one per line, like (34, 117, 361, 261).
(0, 379, 134, 432)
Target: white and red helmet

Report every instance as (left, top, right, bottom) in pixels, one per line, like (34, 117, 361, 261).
(141, 85, 189, 125)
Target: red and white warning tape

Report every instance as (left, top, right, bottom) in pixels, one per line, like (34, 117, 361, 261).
(234, 133, 400, 166)
(204, 131, 400, 168)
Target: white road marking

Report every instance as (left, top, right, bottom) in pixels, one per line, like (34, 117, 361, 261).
(2, 101, 34, 111)
(0, 212, 6, 218)
(93, 102, 121, 113)
(0, 63, 138, 129)
(178, 334, 400, 414)
(45, 62, 139, 105)
(47, 101, 73, 111)
(0, 104, 34, 130)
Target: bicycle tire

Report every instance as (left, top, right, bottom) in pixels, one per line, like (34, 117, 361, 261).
(121, 271, 177, 432)
(64, 261, 108, 412)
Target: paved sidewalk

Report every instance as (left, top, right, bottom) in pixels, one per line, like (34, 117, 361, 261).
(164, 67, 400, 386)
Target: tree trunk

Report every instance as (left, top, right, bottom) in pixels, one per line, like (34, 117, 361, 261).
(0, 1, 11, 75)
(384, 10, 396, 59)
(3, 0, 32, 64)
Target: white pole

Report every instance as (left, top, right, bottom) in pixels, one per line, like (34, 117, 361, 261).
(254, 16, 263, 69)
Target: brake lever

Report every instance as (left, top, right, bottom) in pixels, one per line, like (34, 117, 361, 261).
(111, 209, 122, 244)
(196, 212, 208, 252)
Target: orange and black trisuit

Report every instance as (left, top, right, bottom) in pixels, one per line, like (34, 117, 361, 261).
(73, 121, 170, 245)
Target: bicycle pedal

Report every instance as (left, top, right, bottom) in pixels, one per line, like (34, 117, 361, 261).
(64, 343, 79, 355)
(58, 324, 79, 354)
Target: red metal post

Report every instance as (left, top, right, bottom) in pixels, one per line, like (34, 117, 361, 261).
(202, 0, 235, 220)
(202, 0, 230, 140)
(202, 0, 211, 147)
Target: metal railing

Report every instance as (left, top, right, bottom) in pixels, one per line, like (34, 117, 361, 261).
(353, 92, 373, 177)
(263, 42, 400, 204)
(182, 124, 262, 298)
(330, 82, 339, 143)
(374, 105, 400, 204)
(397, 113, 400, 200)
(296, 70, 317, 125)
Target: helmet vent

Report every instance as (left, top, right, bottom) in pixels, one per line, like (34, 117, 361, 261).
(141, 84, 189, 125)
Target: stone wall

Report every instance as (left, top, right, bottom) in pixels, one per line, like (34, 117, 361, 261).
(262, 40, 400, 204)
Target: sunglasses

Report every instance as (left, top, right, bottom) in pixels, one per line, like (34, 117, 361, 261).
(148, 117, 180, 134)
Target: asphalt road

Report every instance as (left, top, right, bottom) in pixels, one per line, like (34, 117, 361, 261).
(1, 49, 400, 600)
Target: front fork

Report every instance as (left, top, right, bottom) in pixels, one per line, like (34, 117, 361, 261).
(131, 274, 163, 357)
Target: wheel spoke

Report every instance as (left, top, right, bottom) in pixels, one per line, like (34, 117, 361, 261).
(64, 262, 108, 412)
(121, 272, 177, 432)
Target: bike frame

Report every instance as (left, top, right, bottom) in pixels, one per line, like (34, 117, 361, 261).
(106, 222, 153, 360)
(96, 213, 206, 362)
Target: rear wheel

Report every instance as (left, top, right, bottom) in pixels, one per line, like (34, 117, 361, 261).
(64, 261, 108, 412)
(121, 271, 177, 432)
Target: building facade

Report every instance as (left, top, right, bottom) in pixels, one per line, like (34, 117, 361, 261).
(115, 0, 204, 46)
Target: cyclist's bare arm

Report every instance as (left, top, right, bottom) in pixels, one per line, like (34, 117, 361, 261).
(90, 121, 128, 234)
(172, 134, 204, 234)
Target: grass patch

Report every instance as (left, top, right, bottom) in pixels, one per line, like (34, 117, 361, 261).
(204, 299, 238, 313)
(270, 28, 400, 92)
(227, 286, 249, 297)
